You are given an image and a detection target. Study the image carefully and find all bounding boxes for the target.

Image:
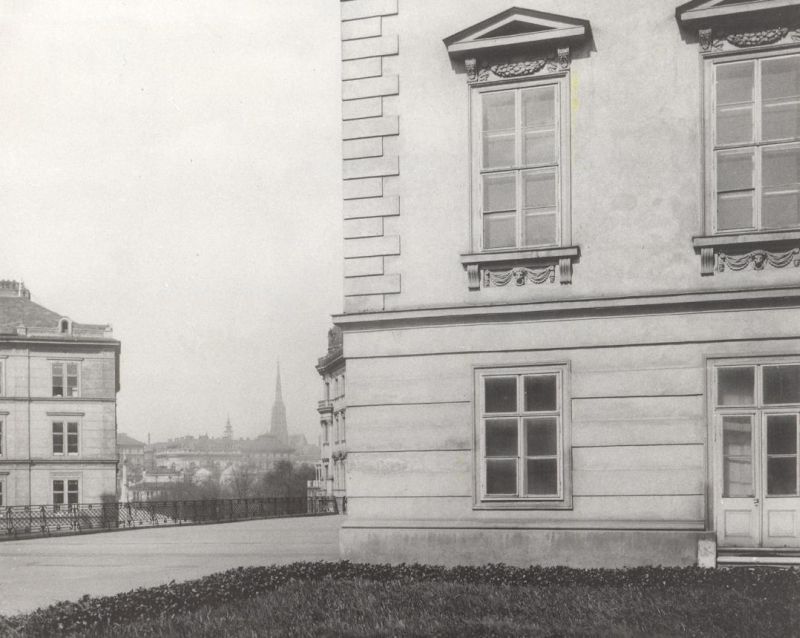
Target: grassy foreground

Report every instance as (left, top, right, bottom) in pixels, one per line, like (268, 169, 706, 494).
(1, 562, 798, 637)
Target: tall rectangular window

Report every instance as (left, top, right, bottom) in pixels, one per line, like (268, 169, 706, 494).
(476, 365, 571, 507)
(712, 53, 800, 232)
(52, 362, 79, 398)
(478, 81, 564, 250)
(52, 422, 78, 455)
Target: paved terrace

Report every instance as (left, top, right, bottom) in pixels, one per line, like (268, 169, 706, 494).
(0, 515, 342, 616)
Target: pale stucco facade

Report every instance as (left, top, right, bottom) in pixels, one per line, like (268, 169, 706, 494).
(335, 0, 800, 566)
(0, 282, 120, 506)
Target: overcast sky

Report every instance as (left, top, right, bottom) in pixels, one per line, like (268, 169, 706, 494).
(0, 1, 343, 444)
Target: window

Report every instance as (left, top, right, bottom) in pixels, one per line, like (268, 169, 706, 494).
(475, 79, 566, 250)
(716, 361, 800, 497)
(711, 52, 800, 233)
(52, 479, 79, 505)
(52, 421, 78, 455)
(0, 420, 3, 456)
(475, 365, 571, 507)
(322, 420, 329, 445)
(52, 362, 79, 397)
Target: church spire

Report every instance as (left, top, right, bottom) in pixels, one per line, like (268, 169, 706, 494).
(269, 361, 289, 445)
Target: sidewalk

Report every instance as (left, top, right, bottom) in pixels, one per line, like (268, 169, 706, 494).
(0, 515, 342, 616)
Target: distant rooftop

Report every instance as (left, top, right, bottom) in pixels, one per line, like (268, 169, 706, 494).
(0, 280, 114, 339)
(117, 433, 146, 448)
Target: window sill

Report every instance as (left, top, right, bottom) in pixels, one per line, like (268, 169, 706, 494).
(460, 246, 580, 290)
(474, 498, 573, 511)
(692, 231, 800, 276)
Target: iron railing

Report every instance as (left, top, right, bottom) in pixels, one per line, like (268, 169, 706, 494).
(0, 496, 339, 540)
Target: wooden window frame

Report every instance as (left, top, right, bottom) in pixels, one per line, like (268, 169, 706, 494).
(712, 357, 800, 499)
(51, 361, 80, 398)
(52, 420, 80, 456)
(52, 478, 80, 506)
(473, 363, 572, 510)
(706, 48, 800, 235)
(470, 74, 572, 254)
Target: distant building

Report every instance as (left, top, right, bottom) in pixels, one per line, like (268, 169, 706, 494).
(0, 280, 120, 506)
(117, 432, 145, 468)
(312, 326, 346, 509)
(269, 363, 290, 446)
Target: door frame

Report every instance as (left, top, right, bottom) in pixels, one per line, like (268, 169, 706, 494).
(707, 354, 800, 548)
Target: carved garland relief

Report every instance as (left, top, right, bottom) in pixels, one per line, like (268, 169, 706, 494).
(465, 47, 570, 84)
(699, 26, 799, 52)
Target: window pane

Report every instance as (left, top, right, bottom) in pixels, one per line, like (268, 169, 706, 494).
(525, 417, 557, 456)
(763, 57, 800, 142)
(523, 212, 557, 246)
(717, 150, 754, 191)
(523, 129, 556, 166)
(723, 416, 753, 498)
(717, 192, 754, 231)
(483, 91, 515, 131)
(762, 147, 800, 228)
(483, 173, 516, 212)
(718, 367, 755, 405)
(483, 212, 516, 249)
(486, 418, 518, 457)
(767, 457, 798, 495)
(723, 416, 752, 457)
(523, 170, 556, 209)
(483, 132, 515, 169)
(526, 458, 558, 496)
(482, 92, 515, 169)
(763, 192, 800, 228)
(484, 377, 516, 413)
(716, 105, 753, 145)
(524, 375, 557, 411)
(486, 459, 517, 495)
(763, 56, 800, 100)
(763, 101, 800, 142)
(767, 415, 797, 455)
(522, 86, 555, 128)
(717, 61, 755, 105)
(764, 365, 800, 404)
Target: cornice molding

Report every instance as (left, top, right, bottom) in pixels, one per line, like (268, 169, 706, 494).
(333, 285, 800, 329)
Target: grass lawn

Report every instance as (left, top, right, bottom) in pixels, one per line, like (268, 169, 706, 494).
(2, 562, 798, 637)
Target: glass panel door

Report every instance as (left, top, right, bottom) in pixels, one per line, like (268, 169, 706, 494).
(761, 413, 800, 548)
(718, 415, 760, 547)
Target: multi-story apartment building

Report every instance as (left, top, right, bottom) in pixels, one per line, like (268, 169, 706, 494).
(314, 326, 347, 510)
(0, 281, 120, 506)
(333, 0, 800, 567)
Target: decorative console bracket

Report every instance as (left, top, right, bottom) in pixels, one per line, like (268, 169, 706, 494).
(461, 246, 579, 291)
(693, 232, 800, 276)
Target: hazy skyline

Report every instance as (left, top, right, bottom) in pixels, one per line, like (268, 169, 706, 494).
(0, 1, 343, 444)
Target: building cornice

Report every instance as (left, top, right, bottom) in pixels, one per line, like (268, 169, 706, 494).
(333, 285, 800, 330)
(0, 336, 120, 349)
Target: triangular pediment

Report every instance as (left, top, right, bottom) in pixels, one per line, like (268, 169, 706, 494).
(444, 8, 591, 57)
(677, 0, 800, 25)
